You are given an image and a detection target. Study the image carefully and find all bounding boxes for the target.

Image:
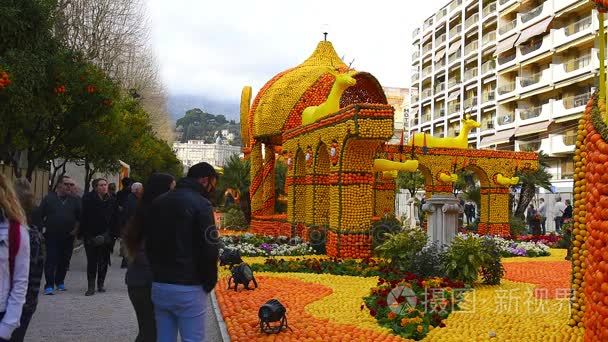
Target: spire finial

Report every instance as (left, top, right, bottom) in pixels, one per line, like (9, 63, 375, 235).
(323, 32, 328, 41)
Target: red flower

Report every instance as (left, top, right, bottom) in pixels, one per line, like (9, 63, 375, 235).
(369, 309, 377, 317)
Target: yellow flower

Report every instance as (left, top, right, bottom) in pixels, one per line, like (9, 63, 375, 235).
(417, 325, 423, 333)
(400, 318, 410, 327)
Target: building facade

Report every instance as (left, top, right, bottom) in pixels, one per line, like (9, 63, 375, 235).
(409, 0, 598, 196)
(383, 86, 411, 131)
(172, 140, 241, 168)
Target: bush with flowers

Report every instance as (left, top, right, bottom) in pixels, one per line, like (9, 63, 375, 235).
(363, 273, 465, 340)
(219, 233, 316, 256)
(459, 233, 551, 257)
(515, 232, 564, 248)
(251, 257, 384, 277)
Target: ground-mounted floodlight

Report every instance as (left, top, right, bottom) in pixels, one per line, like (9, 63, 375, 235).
(258, 299, 291, 334)
(219, 248, 243, 267)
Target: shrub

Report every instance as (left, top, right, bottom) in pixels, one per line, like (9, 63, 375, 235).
(409, 241, 447, 279)
(221, 207, 248, 231)
(375, 227, 428, 272)
(480, 238, 504, 285)
(509, 215, 527, 238)
(444, 234, 488, 284)
(371, 214, 403, 248)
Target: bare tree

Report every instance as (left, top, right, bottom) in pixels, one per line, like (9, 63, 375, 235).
(54, 0, 172, 141)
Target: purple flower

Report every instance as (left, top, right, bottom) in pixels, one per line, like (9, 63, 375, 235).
(260, 243, 273, 253)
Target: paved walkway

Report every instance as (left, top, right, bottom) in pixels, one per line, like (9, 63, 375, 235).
(26, 246, 223, 341)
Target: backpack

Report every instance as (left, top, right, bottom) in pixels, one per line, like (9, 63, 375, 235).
(8, 220, 21, 282)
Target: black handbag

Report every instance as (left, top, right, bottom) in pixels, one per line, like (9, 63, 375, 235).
(91, 231, 112, 247)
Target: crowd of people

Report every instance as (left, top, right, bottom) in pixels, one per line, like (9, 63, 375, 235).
(0, 162, 220, 342)
(526, 197, 572, 235)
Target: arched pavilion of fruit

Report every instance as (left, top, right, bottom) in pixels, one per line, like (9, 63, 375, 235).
(240, 40, 539, 258)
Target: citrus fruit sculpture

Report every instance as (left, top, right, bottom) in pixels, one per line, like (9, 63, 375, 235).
(241, 40, 539, 257)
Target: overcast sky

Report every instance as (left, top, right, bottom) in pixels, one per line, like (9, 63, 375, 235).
(146, 0, 444, 103)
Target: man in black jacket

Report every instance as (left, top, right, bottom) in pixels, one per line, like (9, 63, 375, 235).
(145, 162, 219, 342)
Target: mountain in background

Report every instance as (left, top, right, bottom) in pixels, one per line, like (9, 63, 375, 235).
(168, 94, 239, 122)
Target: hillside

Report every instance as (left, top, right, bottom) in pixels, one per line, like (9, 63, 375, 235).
(175, 108, 241, 146)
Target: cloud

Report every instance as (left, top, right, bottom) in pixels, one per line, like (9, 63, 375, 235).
(146, 0, 444, 102)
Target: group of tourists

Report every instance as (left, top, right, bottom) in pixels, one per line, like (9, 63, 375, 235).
(0, 161, 220, 342)
(526, 197, 573, 235)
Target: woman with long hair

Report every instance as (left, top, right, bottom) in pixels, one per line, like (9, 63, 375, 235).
(10, 179, 44, 342)
(124, 173, 175, 342)
(0, 174, 30, 342)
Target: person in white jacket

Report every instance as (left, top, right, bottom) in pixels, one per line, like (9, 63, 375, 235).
(0, 174, 30, 341)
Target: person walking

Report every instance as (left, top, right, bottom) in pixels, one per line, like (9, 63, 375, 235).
(124, 174, 175, 342)
(538, 198, 547, 235)
(10, 179, 44, 342)
(145, 163, 220, 342)
(121, 182, 143, 269)
(563, 199, 573, 223)
(79, 178, 119, 296)
(0, 174, 30, 342)
(38, 176, 80, 295)
(554, 197, 566, 233)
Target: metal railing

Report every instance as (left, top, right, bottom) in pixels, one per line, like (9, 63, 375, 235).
(423, 44, 433, 54)
(499, 18, 516, 34)
(482, 2, 496, 17)
(448, 49, 461, 63)
(563, 134, 577, 146)
(424, 18, 434, 30)
(520, 39, 543, 55)
(519, 141, 541, 151)
(497, 81, 515, 94)
(464, 40, 479, 55)
(436, 34, 447, 45)
(449, 24, 462, 37)
(498, 52, 516, 64)
(437, 8, 448, 20)
(412, 50, 420, 60)
(422, 65, 433, 76)
(482, 120, 495, 129)
(412, 73, 420, 82)
(482, 31, 496, 45)
(520, 71, 542, 87)
(564, 54, 591, 72)
(521, 3, 543, 23)
(564, 16, 592, 36)
(465, 14, 479, 29)
(563, 92, 592, 109)
(464, 67, 478, 79)
(519, 105, 542, 120)
(448, 102, 461, 113)
(434, 108, 446, 117)
(481, 59, 496, 74)
(450, 0, 462, 11)
(464, 96, 478, 108)
(422, 113, 432, 122)
(422, 88, 433, 98)
(448, 78, 461, 88)
(435, 83, 446, 93)
(482, 91, 495, 102)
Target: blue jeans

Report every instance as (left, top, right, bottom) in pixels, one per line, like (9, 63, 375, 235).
(151, 283, 207, 342)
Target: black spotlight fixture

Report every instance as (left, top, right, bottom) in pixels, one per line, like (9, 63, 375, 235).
(258, 299, 291, 334)
(219, 248, 243, 268)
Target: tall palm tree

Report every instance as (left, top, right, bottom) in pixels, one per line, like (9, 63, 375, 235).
(513, 152, 553, 220)
(218, 154, 250, 198)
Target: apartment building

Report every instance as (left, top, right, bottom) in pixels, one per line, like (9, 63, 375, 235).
(409, 0, 599, 195)
(173, 139, 241, 169)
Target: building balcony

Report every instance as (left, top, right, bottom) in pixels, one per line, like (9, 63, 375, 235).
(422, 65, 433, 78)
(517, 67, 552, 94)
(497, 51, 517, 70)
(435, 108, 446, 118)
(412, 72, 420, 82)
(464, 40, 479, 56)
(552, 91, 592, 120)
(411, 94, 420, 104)
(437, 8, 448, 21)
(436, 33, 447, 45)
(435, 82, 446, 93)
(424, 18, 434, 31)
(463, 67, 478, 80)
(516, 140, 541, 152)
(499, 18, 516, 36)
(422, 88, 433, 99)
(517, 1, 552, 32)
(423, 44, 433, 55)
(517, 101, 552, 123)
(498, 0, 517, 11)
(482, 1, 497, 18)
(497, 81, 516, 100)
(450, 0, 463, 12)
(412, 27, 421, 39)
(464, 96, 478, 108)
(481, 59, 496, 75)
(448, 77, 461, 90)
(517, 32, 552, 60)
(497, 111, 515, 127)
(482, 31, 496, 47)
(448, 102, 461, 115)
(481, 119, 495, 131)
(422, 113, 432, 122)
(412, 50, 420, 60)
(465, 13, 479, 30)
(553, 49, 599, 84)
(553, 14, 595, 50)
(448, 50, 461, 64)
(482, 91, 496, 103)
(435, 59, 446, 69)
(554, 0, 586, 13)
(539, 134, 576, 155)
(449, 24, 462, 39)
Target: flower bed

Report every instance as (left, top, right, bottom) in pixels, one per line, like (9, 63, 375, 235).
(220, 233, 316, 257)
(250, 257, 384, 277)
(363, 275, 466, 340)
(515, 233, 564, 248)
(460, 233, 551, 257)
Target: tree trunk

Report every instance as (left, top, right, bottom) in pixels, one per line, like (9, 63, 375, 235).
(515, 183, 536, 220)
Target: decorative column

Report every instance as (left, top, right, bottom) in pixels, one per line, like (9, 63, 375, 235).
(422, 194, 463, 245)
(477, 187, 511, 236)
(373, 175, 396, 217)
(261, 144, 276, 215)
(250, 142, 264, 216)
